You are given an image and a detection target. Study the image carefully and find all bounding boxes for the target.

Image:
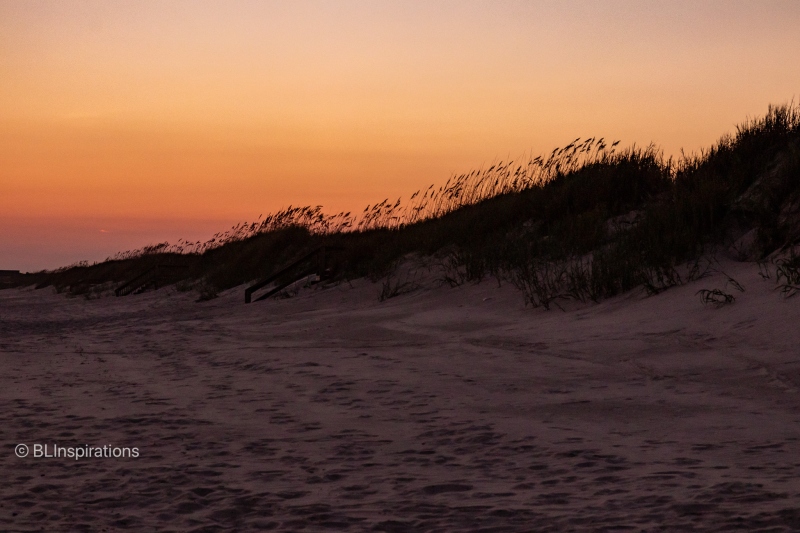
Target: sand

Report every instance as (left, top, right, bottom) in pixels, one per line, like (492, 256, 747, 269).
(2, 259, 800, 531)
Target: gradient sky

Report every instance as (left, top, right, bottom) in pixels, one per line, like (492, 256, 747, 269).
(2, 0, 800, 271)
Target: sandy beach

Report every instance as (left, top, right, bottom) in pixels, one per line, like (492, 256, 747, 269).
(2, 259, 800, 531)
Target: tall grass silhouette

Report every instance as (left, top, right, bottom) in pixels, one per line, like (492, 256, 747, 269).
(22, 102, 800, 304)
(112, 137, 621, 260)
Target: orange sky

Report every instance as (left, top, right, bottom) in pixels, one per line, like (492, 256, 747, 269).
(2, 1, 800, 271)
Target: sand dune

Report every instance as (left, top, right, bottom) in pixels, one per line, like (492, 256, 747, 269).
(2, 259, 800, 531)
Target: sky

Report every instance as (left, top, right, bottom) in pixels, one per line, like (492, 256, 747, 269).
(2, 0, 800, 271)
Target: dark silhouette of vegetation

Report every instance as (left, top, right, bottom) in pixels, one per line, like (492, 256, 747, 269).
(11, 102, 800, 306)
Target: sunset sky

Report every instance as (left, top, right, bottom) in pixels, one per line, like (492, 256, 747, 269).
(2, 1, 800, 271)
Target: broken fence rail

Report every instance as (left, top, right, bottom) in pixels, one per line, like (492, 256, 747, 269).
(245, 246, 342, 304)
(115, 264, 190, 297)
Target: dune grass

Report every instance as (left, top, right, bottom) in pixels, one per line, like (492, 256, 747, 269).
(17, 102, 800, 305)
